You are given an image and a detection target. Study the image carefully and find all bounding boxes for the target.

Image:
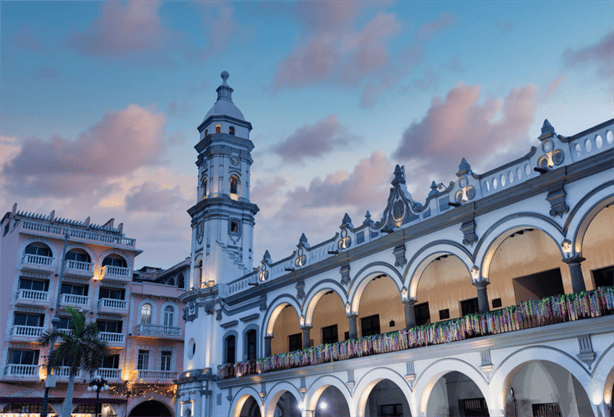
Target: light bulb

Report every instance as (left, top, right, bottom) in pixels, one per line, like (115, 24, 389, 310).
(320, 402, 327, 410)
(87, 387, 92, 392)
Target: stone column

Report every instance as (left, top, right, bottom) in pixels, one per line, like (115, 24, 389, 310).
(301, 326, 312, 350)
(403, 298, 417, 328)
(264, 335, 273, 357)
(473, 279, 490, 313)
(563, 255, 587, 293)
(347, 314, 358, 339)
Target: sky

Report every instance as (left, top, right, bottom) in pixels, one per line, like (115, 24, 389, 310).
(1, 1, 612, 270)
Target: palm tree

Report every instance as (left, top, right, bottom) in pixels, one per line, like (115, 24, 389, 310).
(40, 306, 108, 417)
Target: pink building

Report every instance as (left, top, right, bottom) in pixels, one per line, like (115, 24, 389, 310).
(0, 206, 188, 417)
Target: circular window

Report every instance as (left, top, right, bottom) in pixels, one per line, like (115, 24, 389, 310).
(466, 186, 476, 200)
(542, 139, 554, 153)
(188, 338, 196, 359)
(606, 130, 613, 144)
(596, 134, 603, 149)
(458, 176, 468, 188)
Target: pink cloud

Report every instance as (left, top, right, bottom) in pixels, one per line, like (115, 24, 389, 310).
(394, 82, 537, 178)
(191, 3, 246, 60)
(64, 0, 181, 66)
(412, 68, 438, 92)
(251, 176, 288, 210)
(3, 104, 166, 197)
(564, 30, 613, 81)
(273, 115, 360, 163)
(539, 74, 566, 103)
(125, 182, 188, 212)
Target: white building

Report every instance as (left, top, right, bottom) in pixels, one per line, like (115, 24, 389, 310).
(176, 72, 614, 417)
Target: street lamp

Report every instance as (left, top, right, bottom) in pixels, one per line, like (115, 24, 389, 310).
(88, 378, 109, 417)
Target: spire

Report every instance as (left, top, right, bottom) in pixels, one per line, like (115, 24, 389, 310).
(262, 250, 271, 262)
(429, 181, 439, 197)
(216, 71, 234, 102)
(391, 165, 406, 186)
(539, 119, 556, 140)
(456, 158, 472, 177)
(298, 233, 309, 247)
(363, 211, 374, 225)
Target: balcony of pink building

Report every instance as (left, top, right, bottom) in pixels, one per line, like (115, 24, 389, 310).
(3, 364, 39, 379)
(10, 325, 44, 340)
(136, 370, 179, 382)
(15, 289, 51, 306)
(97, 298, 128, 315)
(20, 220, 136, 249)
(135, 324, 182, 339)
(63, 259, 94, 277)
(60, 293, 92, 311)
(93, 368, 122, 381)
(98, 332, 126, 346)
(21, 253, 55, 272)
(100, 265, 131, 282)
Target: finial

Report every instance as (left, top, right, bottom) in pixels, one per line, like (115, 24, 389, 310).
(299, 233, 308, 245)
(539, 119, 555, 140)
(341, 213, 353, 227)
(216, 71, 234, 101)
(429, 181, 439, 197)
(391, 165, 406, 186)
(363, 211, 374, 225)
(263, 250, 271, 261)
(221, 71, 229, 83)
(456, 158, 472, 177)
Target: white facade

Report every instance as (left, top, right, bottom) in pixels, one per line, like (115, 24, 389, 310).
(178, 73, 614, 417)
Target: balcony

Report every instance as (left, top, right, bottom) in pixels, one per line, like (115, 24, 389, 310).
(137, 370, 179, 381)
(102, 265, 131, 280)
(53, 366, 79, 379)
(3, 364, 39, 378)
(99, 332, 125, 345)
(15, 289, 50, 306)
(21, 220, 136, 249)
(21, 254, 55, 272)
(64, 260, 94, 276)
(94, 368, 122, 380)
(97, 298, 128, 314)
(136, 324, 182, 338)
(60, 293, 91, 310)
(10, 326, 44, 339)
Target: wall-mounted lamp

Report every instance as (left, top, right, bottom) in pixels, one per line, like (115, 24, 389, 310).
(561, 239, 572, 254)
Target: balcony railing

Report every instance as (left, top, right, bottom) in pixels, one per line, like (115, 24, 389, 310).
(11, 326, 44, 338)
(137, 370, 179, 380)
(22, 254, 55, 268)
(94, 368, 121, 379)
(61, 293, 91, 307)
(103, 265, 130, 278)
(98, 298, 127, 310)
(54, 366, 74, 378)
(137, 324, 182, 337)
(64, 260, 94, 273)
(4, 364, 38, 377)
(99, 332, 125, 344)
(16, 289, 49, 302)
(22, 221, 136, 247)
(218, 286, 614, 380)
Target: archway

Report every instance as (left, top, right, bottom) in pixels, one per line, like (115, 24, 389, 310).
(505, 360, 593, 417)
(238, 396, 261, 417)
(356, 275, 405, 337)
(129, 400, 173, 417)
(426, 371, 489, 417)
(363, 379, 412, 417)
(272, 391, 300, 417)
(270, 303, 302, 355)
(579, 204, 614, 290)
(314, 386, 350, 417)
(486, 228, 568, 309)
(308, 289, 347, 346)
(414, 254, 474, 324)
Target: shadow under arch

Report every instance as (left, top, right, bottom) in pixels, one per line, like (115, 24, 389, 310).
(304, 374, 353, 413)
(474, 214, 565, 280)
(263, 381, 302, 417)
(261, 294, 302, 337)
(230, 386, 262, 417)
(353, 367, 414, 417)
(302, 279, 348, 327)
(569, 193, 614, 254)
(348, 262, 403, 315)
(413, 358, 490, 416)
(402, 241, 474, 299)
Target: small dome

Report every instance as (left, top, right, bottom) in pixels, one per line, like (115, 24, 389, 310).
(202, 71, 245, 122)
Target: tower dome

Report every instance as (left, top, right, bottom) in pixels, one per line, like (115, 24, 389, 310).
(202, 71, 245, 122)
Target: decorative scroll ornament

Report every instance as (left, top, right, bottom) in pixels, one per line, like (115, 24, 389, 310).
(338, 228, 352, 251)
(259, 263, 269, 282)
(295, 247, 306, 267)
(392, 199, 405, 222)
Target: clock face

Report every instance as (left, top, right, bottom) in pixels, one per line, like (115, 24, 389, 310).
(230, 156, 240, 166)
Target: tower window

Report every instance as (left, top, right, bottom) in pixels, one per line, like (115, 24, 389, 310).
(216, 124, 221, 134)
(201, 176, 207, 199)
(205, 129, 208, 136)
(229, 126, 235, 135)
(225, 335, 236, 365)
(231, 221, 239, 233)
(230, 176, 238, 195)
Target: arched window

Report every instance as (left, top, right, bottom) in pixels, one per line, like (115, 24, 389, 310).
(25, 243, 52, 257)
(102, 254, 127, 268)
(167, 277, 175, 286)
(164, 306, 174, 327)
(201, 176, 207, 199)
(185, 409, 192, 417)
(225, 335, 236, 364)
(229, 126, 235, 135)
(247, 329, 257, 360)
(177, 274, 185, 289)
(197, 260, 204, 288)
(230, 176, 238, 195)
(215, 124, 221, 134)
(141, 303, 152, 325)
(65, 249, 91, 263)
(204, 129, 208, 136)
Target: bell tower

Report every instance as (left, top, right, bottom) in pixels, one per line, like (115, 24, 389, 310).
(188, 71, 259, 290)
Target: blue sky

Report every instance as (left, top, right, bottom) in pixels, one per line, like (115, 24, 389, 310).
(2, 1, 612, 269)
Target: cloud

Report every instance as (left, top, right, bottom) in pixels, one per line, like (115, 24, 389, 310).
(190, 3, 246, 61)
(442, 54, 465, 74)
(271, 3, 401, 92)
(3, 104, 166, 197)
(125, 182, 188, 212)
(12, 26, 42, 51)
(168, 129, 188, 146)
(412, 68, 438, 92)
(272, 115, 360, 163)
(563, 30, 613, 81)
(64, 0, 181, 66)
(251, 176, 288, 214)
(167, 99, 193, 117)
(539, 74, 566, 103)
(394, 82, 537, 179)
